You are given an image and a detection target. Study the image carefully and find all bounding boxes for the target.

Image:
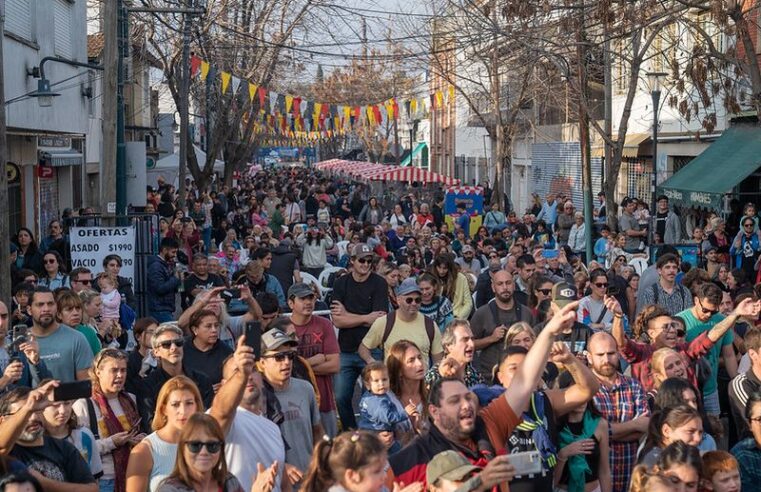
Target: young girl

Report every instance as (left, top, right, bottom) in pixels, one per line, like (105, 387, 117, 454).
(357, 362, 413, 453)
(97, 273, 122, 324)
(301, 431, 417, 492)
(41, 399, 104, 478)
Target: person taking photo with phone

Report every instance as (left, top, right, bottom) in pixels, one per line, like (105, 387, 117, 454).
(0, 301, 51, 393)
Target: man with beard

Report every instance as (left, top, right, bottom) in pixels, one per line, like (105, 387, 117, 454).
(220, 359, 286, 492)
(330, 243, 388, 429)
(470, 270, 533, 379)
(388, 301, 580, 487)
(586, 332, 649, 492)
(636, 253, 692, 317)
(29, 287, 93, 382)
(183, 254, 225, 305)
(0, 384, 98, 492)
(0, 300, 51, 391)
(146, 237, 181, 322)
(288, 282, 340, 437)
(424, 320, 483, 388)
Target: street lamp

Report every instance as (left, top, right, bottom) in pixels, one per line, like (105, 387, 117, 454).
(647, 71, 667, 221)
(30, 78, 60, 107)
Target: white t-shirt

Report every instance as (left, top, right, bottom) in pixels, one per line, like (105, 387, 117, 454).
(222, 407, 285, 492)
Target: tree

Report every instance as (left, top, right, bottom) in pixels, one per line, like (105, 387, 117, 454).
(308, 47, 416, 162)
(134, 0, 318, 190)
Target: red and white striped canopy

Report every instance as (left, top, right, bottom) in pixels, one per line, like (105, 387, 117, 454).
(368, 166, 461, 185)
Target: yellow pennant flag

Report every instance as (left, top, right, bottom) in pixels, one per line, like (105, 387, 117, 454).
(314, 103, 322, 119)
(221, 72, 231, 94)
(249, 84, 257, 102)
(435, 91, 444, 107)
(343, 105, 351, 122)
(200, 61, 210, 80)
(410, 98, 418, 115)
(366, 106, 374, 125)
(448, 85, 455, 102)
(285, 95, 293, 113)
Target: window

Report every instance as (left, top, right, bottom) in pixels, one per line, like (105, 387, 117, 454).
(54, 0, 73, 59)
(5, 0, 34, 41)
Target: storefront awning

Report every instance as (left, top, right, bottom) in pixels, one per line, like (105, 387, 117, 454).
(39, 148, 84, 167)
(657, 126, 761, 209)
(591, 133, 649, 158)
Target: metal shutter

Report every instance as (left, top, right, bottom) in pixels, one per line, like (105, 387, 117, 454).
(54, 0, 72, 58)
(530, 142, 603, 209)
(5, 0, 33, 40)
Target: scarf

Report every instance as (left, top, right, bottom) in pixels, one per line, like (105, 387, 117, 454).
(92, 389, 140, 492)
(558, 410, 600, 492)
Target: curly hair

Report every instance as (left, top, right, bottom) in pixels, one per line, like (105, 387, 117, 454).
(632, 304, 671, 341)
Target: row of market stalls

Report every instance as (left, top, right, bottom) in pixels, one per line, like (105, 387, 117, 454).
(315, 159, 461, 185)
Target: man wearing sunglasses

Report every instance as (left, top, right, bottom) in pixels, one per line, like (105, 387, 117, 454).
(69, 267, 93, 294)
(330, 243, 388, 429)
(137, 324, 214, 428)
(679, 283, 758, 416)
(359, 278, 444, 365)
(259, 328, 322, 480)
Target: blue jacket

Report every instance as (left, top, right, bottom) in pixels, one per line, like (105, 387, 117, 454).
(537, 201, 558, 225)
(730, 233, 761, 270)
(358, 391, 411, 431)
(147, 255, 180, 313)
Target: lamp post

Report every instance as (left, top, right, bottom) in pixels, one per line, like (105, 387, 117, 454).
(647, 71, 667, 219)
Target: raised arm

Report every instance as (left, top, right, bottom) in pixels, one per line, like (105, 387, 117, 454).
(209, 336, 255, 435)
(505, 302, 578, 413)
(545, 344, 600, 417)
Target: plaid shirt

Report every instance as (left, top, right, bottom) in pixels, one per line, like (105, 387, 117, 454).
(424, 362, 484, 389)
(593, 374, 650, 492)
(732, 437, 761, 492)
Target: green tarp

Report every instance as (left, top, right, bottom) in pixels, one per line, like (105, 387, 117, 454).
(657, 126, 761, 209)
(401, 142, 427, 167)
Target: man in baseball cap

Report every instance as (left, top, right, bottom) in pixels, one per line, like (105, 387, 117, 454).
(331, 241, 389, 429)
(259, 327, 323, 472)
(426, 450, 481, 489)
(551, 281, 578, 308)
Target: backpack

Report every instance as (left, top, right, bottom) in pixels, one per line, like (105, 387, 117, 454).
(488, 299, 523, 327)
(381, 311, 435, 357)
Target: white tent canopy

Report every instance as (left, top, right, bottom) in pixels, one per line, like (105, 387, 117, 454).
(148, 145, 225, 187)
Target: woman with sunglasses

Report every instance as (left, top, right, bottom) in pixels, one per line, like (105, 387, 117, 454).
(73, 348, 143, 492)
(155, 414, 258, 492)
(612, 300, 743, 392)
(38, 251, 70, 289)
(527, 275, 553, 318)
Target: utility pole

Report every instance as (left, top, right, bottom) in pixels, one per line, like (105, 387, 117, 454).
(489, 0, 503, 211)
(101, 0, 117, 213)
(577, 0, 594, 262)
(603, 11, 614, 230)
(0, 0, 11, 303)
(178, 0, 192, 211)
(116, 1, 127, 215)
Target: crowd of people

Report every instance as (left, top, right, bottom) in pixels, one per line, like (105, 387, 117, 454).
(2, 165, 761, 492)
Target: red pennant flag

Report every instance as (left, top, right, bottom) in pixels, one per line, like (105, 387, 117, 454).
(392, 98, 399, 119)
(372, 105, 382, 124)
(258, 87, 266, 108)
(190, 55, 202, 78)
(293, 97, 301, 116)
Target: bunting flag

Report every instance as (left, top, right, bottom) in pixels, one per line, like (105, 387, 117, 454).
(187, 55, 457, 145)
(220, 72, 231, 93)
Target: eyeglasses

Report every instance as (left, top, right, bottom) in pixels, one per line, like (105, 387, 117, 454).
(676, 329, 686, 337)
(537, 288, 552, 295)
(594, 282, 609, 288)
(749, 416, 761, 424)
(44, 258, 57, 264)
(744, 223, 755, 228)
(76, 279, 92, 284)
(697, 299, 719, 316)
(157, 338, 185, 350)
(404, 297, 422, 304)
(262, 351, 296, 362)
(356, 257, 373, 265)
(185, 440, 223, 454)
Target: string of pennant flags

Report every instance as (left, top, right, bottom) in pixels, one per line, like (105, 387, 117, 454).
(189, 55, 456, 146)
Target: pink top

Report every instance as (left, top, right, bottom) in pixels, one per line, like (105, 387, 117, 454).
(100, 289, 121, 320)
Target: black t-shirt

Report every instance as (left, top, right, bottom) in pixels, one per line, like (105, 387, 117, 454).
(655, 212, 668, 240)
(11, 436, 95, 484)
(184, 273, 226, 301)
(332, 272, 389, 352)
(182, 336, 234, 386)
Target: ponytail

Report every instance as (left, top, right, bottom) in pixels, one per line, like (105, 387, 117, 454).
(301, 431, 386, 492)
(301, 436, 335, 492)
